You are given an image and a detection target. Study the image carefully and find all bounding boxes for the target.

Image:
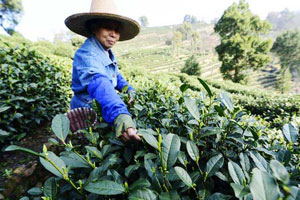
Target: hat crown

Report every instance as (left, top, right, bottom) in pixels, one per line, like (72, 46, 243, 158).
(90, 0, 119, 14)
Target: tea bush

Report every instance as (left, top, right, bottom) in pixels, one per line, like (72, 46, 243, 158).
(0, 40, 72, 144)
(7, 79, 300, 199)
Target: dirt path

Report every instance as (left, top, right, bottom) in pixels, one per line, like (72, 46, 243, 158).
(0, 123, 54, 199)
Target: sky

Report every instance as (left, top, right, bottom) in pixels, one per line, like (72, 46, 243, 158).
(14, 0, 300, 41)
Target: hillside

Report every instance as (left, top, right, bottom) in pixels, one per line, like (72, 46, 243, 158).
(114, 23, 296, 93)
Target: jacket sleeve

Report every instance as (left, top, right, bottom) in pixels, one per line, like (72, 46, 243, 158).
(115, 73, 135, 92)
(75, 50, 107, 87)
(87, 74, 131, 125)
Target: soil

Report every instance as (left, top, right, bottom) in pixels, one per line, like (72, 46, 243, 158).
(0, 123, 55, 199)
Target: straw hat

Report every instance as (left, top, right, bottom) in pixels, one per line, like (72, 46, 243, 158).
(65, 0, 140, 41)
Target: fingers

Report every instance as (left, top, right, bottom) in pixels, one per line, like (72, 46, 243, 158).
(127, 97, 134, 105)
(121, 128, 141, 142)
(121, 131, 130, 142)
(127, 128, 141, 141)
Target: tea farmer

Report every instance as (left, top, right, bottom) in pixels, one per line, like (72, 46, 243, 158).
(65, 0, 141, 142)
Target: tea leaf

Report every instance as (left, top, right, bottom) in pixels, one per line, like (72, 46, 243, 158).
(249, 151, 270, 173)
(159, 191, 181, 200)
(5, 145, 41, 157)
(250, 168, 280, 200)
(43, 177, 57, 198)
(198, 78, 212, 98)
(27, 187, 42, 196)
(129, 189, 157, 200)
(282, 123, 298, 143)
(162, 133, 181, 169)
(140, 129, 159, 150)
(51, 114, 70, 143)
(40, 151, 66, 178)
(220, 91, 233, 112)
(230, 183, 250, 198)
(85, 180, 125, 195)
(129, 178, 151, 191)
(270, 160, 289, 184)
(184, 97, 200, 120)
(228, 161, 245, 185)
(174, 166, 193, 188)
(206, 154, 224, 178)
(186, 141, 199, 161)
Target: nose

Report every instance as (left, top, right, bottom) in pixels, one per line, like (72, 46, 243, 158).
(110, 30, 117, 38)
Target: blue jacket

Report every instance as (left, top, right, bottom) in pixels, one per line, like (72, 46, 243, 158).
(70, 36, 134, 125)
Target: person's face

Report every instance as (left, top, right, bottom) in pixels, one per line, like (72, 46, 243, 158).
(94, 21, 121, 50)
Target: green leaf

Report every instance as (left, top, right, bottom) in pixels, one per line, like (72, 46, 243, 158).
(228, 161, 245, 185)
(250, 168, 280, 200)
(40, 151, 66, 178)
(198, 78, 212, 98)
(290, 186, 300, 199)
(19, 197, 29, 200)
(0, 106, 10, 113)
(129, 178, 151, 191)
(276, 150, 291, 164)
(282, 123, 299, 143)
(5, 145, 41, 157)
(177, 151, 187, 166)
(215, 172, 229, 182)
(60, 152, 90, 169)
(186, 141, 199, 161)
(159, 191, 181, 200)
(239, 153, 250, 176)
(48, 138, 59, 145)
(140, 129, 159, 150)
(220, 91, 233, 112)
(230, 183, 250, 198)
(125, 164, 140, 177)
(85, 146, 103, 159)
(162, 133, 181, 169)
(51, 114, 70, 143)
(0, 129, 10, 137)
(249, 151, 270, 173)
(184, 96, 200, 120)
(199, 127, 223, 139)
(129, 189, 157, 200)
(180, 83, 190, 93)
(206, 154, 224, 178)
(27, 187, 42, 196)
(174, 166, 193, 188)
(122, 85, 129, 93)
(270, 160, 289, 184)
(85, 180, 125, 195)
(43, 177, 57, 198)
(208, 193, 232, 200)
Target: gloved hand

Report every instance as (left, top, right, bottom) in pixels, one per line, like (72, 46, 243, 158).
(114, 114, 141, 142)
(128, 90, 136, 105)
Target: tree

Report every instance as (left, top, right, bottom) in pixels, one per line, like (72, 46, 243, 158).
(0, 0, 23, 35)
(271, 30, 300, 72)
(183, 14, 198, 24)
(176, 22, 192, 40)
(172, 31, 182, 57)
(181, 55, 201, 76)
(214, 0, 272, 83)
(191, 31, 199, 53)
(139, 16, 148, 27)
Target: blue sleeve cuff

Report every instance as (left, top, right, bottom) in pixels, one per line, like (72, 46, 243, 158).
(87, 74, 130, 125)
(116, 73, 135, 92)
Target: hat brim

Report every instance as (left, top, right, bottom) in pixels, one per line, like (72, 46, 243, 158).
(65, 13, 140, 41)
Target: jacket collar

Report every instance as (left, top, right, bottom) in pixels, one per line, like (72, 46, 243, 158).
(89, 36, 117, 67)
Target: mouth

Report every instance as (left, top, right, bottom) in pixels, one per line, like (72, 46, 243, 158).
(107, 39, 116, 45)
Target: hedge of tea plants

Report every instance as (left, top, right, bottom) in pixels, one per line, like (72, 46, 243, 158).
(0, 40, 72, 144)
(7, 78, 300, 200)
